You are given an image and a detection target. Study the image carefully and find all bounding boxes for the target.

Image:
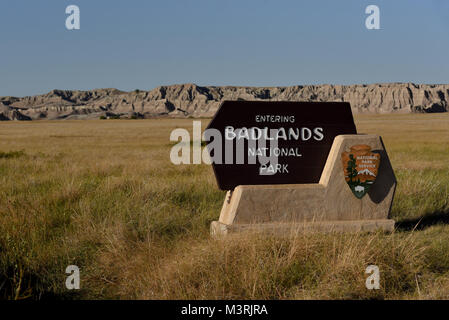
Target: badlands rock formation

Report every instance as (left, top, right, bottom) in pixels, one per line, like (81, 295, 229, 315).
(0, 83, 447, 120)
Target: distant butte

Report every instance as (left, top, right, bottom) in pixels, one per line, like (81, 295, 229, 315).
(0, 83, 448, 120)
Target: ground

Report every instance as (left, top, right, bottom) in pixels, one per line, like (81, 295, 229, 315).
(0, 113, 448, 299)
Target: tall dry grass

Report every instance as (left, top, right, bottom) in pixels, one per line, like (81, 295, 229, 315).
(0, 114, 448, 299)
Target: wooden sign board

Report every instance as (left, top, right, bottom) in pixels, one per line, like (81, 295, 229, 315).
(206, 101, 357, 190)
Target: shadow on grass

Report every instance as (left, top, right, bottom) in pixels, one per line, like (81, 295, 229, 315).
(0, 254, 86, 300)
(0, 150, 26, 159)
(395, 210, 449, 231)
(0, 270, 83, 300)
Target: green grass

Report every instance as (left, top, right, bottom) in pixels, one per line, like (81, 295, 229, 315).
(0, 114, 448, 299)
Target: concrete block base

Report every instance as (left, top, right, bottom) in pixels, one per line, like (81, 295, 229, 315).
(210, 134, 397, 237)
(211, 219, 395, 237)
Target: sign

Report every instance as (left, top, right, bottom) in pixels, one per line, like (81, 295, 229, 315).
(341, 144, 380, 198)
(206, 101, 357, 190)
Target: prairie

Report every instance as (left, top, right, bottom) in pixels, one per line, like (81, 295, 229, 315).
(0, 113, 448, 299)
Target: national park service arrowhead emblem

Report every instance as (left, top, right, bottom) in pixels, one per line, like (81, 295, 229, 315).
(341, 144, 380, 199)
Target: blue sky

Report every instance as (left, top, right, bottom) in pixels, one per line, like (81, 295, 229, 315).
(1, 0, 449, 96)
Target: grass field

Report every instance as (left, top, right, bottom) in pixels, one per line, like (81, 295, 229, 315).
(0, 114, 448, 300)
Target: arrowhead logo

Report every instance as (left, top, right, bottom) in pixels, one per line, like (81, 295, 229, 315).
(341, 144, 380, 199)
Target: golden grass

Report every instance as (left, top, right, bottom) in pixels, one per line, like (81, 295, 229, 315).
(0, 113, 448, 299)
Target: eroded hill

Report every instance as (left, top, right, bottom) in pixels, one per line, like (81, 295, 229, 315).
(0, 83, 447, 120)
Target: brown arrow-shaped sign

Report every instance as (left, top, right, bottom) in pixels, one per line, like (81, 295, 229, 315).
(206, 101, 357, 190)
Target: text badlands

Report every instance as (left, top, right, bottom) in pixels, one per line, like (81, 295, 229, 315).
(225, 126, 324, 141)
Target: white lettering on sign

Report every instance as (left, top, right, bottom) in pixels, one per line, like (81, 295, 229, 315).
(255, 114, 295, 123)
(224, 126, 324, 141)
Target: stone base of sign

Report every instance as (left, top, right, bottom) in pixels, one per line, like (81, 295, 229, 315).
(210, 134, 396, 237)
(211, 219, 395, 237)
